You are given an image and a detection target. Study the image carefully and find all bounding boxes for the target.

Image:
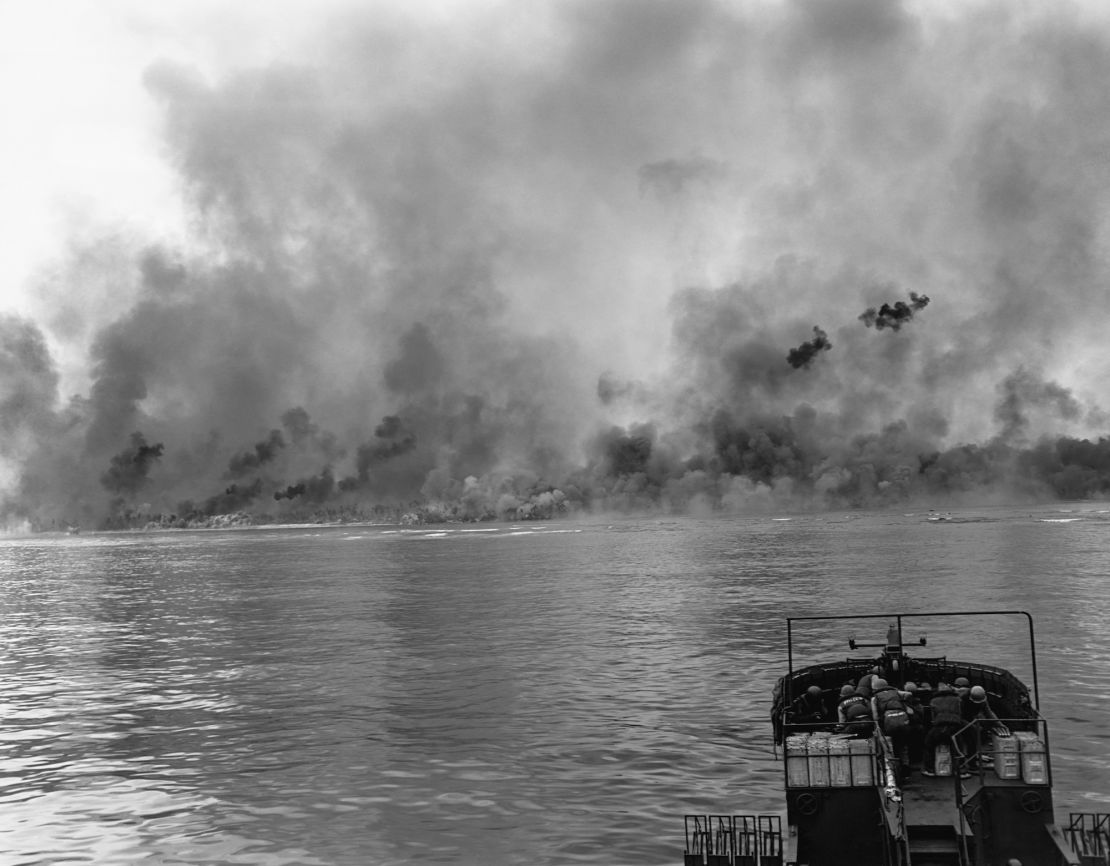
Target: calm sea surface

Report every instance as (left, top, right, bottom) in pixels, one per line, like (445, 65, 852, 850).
(2, 504, 1110, 865)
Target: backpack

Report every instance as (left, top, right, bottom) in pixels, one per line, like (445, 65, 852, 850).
(875, 687, 910, 733)
(883, 708, 910, 732)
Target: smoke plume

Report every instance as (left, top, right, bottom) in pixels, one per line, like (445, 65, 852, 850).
(860, 292, 931, 331)
(6, 0, 1110, 527)
(226, 430, 286, 478)
(101, 432, 165, 496)
(787, 326, 833, 369)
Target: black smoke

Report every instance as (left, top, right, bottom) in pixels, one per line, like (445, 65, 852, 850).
(226, 429, 285, 478)
(787, 327, 832, 369)
(598, 424, 655, 477)
(199, 479, 264, 515)
(101, 432, 165, 496)
(274, 483, 305, 501)
(1018, 437, 1110, 499)
(860, 292, 931, 331)
(274, 467, 335, 502)
(354, 416, 418, 479)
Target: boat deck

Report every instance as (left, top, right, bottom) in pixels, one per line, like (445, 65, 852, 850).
(902, 773, 975, 864)
(903, 772, 968, 828)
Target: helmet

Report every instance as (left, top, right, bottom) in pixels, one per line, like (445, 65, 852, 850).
(840, 685, 855, 697)
(970, 685, 987, 703)
(903, 682, 917, 692)
(807, 686, 822, 697)
(954, 676, 970, 688)
(873, 678, 888, 689)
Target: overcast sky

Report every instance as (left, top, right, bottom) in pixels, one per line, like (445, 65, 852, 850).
(0, 0, 1069, 312)
(5, 0, 1107, 320)
(0, 0, 422, 315)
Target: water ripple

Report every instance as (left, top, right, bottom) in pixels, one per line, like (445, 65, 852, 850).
(1, 511, 1108, 864)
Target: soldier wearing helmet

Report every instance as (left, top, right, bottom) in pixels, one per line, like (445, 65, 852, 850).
(961, 683, 1007, 771)
(792, 685, 829, 725)
(922, 682, 967, 777)
(837, 685, 874, 737)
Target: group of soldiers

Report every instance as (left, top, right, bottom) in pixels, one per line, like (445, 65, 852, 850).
(790, 669, 1005, 782)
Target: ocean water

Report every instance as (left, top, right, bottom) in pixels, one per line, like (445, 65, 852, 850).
(2, 504, 1109, 865)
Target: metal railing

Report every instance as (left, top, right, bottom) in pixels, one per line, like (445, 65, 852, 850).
(951, 717, 1051, 786)
(1068, 813, 1110, 864)
(683, 814, 783, 866)
(785, 611, 1041, 710)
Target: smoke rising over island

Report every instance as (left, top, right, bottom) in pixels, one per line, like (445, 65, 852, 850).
(5, 0, 1110, 529)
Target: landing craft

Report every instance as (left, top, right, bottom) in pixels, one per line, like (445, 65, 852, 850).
(680, 612, 1108, 865)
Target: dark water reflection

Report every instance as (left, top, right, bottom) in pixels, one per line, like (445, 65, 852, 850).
(1, 507, 1109, 864)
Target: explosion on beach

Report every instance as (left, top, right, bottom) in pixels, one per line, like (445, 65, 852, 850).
(5, 0, 1110, 530)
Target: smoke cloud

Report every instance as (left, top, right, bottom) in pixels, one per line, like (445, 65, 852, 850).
(101, 432, 164, 495)
(860, 291, 930, 331)
(6, 0, 1110, 528)
(787, 326, 833, 369)
(226, 430, 285, 478)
